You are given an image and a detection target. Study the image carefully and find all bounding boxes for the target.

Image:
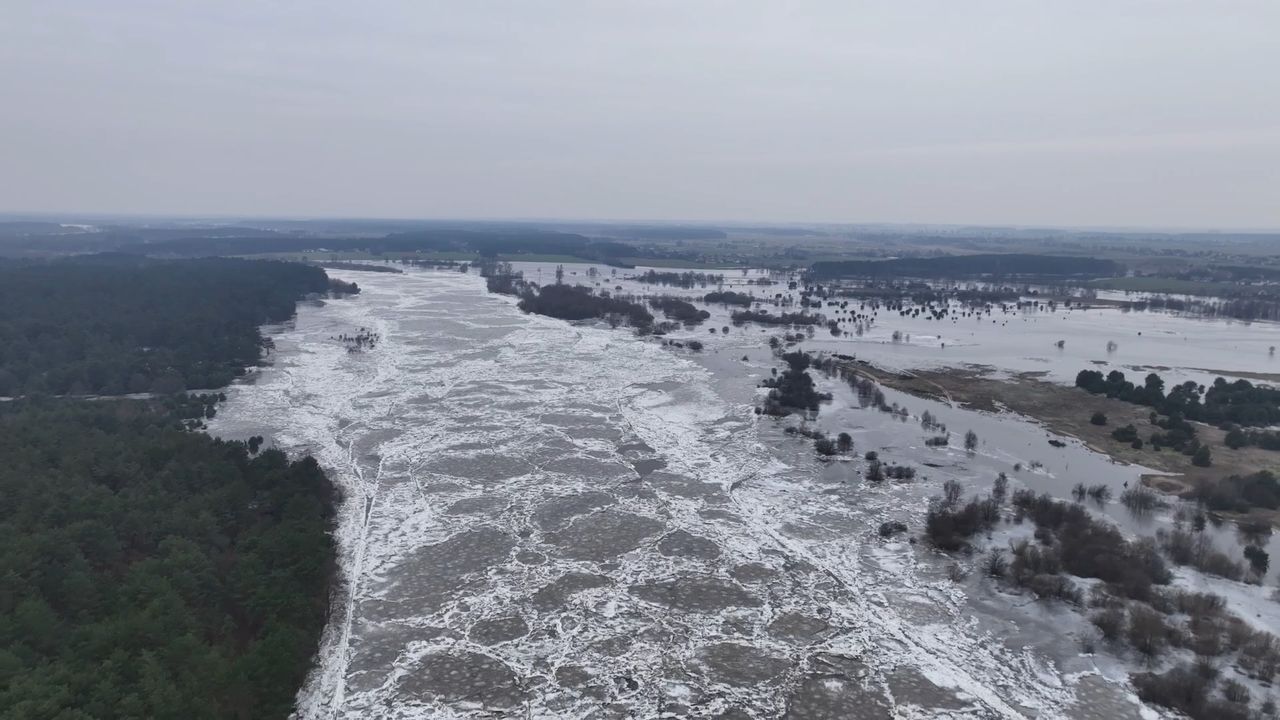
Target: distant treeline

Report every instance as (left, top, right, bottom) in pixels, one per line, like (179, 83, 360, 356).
(0, 256, 351, 396)
(1128, 295, 1280, 323)
(731, 309, 824, 326)
(112, 229, 643, 265)
(0, 221, 745, 266)
(635, 270, 724, 288)
(315, 261, 403, 274)
(825, 283, 1025, 306)
(1174, 264, 1280, 283)
(703, 290, 755, 306)
(809, 254, 1121, 280)
(0, 224, 293, 256)
(603, 225, 726, 240)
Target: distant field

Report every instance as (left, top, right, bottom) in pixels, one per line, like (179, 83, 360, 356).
(250, 250, 749, 270)
(615, 256, 740, 269)
(1088, 276, 1245, 296)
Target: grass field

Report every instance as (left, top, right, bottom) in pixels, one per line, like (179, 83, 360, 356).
(1088, 276, 1245, 296)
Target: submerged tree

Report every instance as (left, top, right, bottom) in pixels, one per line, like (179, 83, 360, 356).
(837, 432, 853, 453)
(759, 351, 832, 416)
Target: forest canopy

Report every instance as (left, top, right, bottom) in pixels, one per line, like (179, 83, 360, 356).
(517, 284, 654, 329)
(0, 398, 336, 720)
(1076, 369, 1280, 427)
(0, 256, 344, 719)
(0, 256, 352, 396)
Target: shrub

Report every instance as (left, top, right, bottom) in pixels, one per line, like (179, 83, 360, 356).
(1245, 545, 1270, 577)
(837, 432, 853, 453)
(1193, 471, 1280, 512)
(1022, 573, 1082, 604)
(1128, 605, 1170, 658)
(1131, 665, 1212, 718)
(878, 521, 908, 538)
(1111, 424, 1139, 442)
(1092, 607, 1126, 642)
(992, 472, 1009, 504)
(884, 464, 916, 480)
(1159, 528, 1245, 581)
(1225, 427, 1247, 449)
(1090, 411, 1108, 426)
(1121, 486, 1160, 512)
(985, 549, 1008, 577)
(942, 479, 963, 509)
(925, 495, 1001, 551)
(1192, 445, 1212, 467)
(1222, 679, 1250, 704)
(1011, 491, 1170, 601)
(1170, 589, 1226, 617)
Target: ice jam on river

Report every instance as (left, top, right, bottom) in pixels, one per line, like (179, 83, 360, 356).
(211, 268, 1162, 719)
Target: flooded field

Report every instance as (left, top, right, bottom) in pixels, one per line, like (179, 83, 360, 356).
(210, 265, 1280, 719)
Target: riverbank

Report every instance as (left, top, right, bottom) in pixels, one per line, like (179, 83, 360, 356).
(845, 362, 1280, 525)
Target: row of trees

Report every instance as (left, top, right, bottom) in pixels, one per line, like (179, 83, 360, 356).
(1076, 369, 1280, 428)
(730, 309, 823, 326)
(635, 270, 723, 288)
(702, 290, 755, 307)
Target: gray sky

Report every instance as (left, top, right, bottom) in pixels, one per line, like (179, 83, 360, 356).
(3, 1, 1277, 228)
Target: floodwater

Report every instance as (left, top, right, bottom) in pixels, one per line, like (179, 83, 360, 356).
(210, 265, 1279, 719)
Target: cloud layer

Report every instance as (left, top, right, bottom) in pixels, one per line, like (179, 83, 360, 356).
(3, 1, 1277, 228)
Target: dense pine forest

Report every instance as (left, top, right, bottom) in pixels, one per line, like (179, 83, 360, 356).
(0, 256, 355, 397)
(0, 257, 342, 719)
(0, 399, 336, 719)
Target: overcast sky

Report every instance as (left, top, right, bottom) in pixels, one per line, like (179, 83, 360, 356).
(2, 1, 1277, 228)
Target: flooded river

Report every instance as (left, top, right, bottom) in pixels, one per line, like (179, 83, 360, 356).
(210, 266, 1277, 719)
